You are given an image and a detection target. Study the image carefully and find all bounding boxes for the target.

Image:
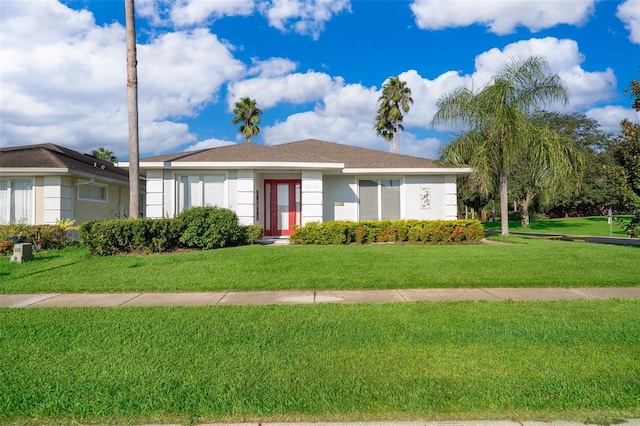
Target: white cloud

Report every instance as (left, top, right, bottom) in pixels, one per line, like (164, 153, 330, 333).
(227, 71, 340, 109)
(617, 0, 640, 44)
(263, 37, 616, 158)
(248, 57, 299, 78)
(586, 106, 640, 133)
(170, 0, 255, 26)
(185, 138, 236, 151)
(136, 0, 349, 39)
(258, 0, 351, 40)
(136, 0, 255, 27)
(0, 1, 245, 157)
(470, 38, 616, 109)
(410, 0, 596, 34)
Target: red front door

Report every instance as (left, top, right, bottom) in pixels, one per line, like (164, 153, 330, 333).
(264, 180, 301, 236)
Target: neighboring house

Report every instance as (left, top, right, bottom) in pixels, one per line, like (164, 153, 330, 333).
(0, 144, 132, 225)
(122, 139, 471, 237)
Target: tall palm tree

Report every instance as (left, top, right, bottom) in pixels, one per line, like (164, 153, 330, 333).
(91, 147, 117, 163)
(376, 77, 413, 153)
(125, 0, 139, 218)
(231, 97, 262, 143)
(433, 56, 571, 236)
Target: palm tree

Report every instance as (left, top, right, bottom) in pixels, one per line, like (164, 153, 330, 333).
(231, 97, 262, 143)
(433, 56, 571, 236)
(375, 77, 413, 153)
(125, 0, 140, 218)
(91, 147, 117, 163)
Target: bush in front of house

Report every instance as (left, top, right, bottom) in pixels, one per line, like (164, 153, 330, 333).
(80, 206, 265, 255)
(290, 219, 484, 245)
(175, 206, 246, 250)
(1, 223, 71, 255)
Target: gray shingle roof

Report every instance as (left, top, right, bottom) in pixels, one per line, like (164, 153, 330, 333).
(0, 144, 130, 183)
(141, 139, 442, 169)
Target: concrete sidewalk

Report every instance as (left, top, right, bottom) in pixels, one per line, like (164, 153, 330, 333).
(2, 287, 639, 308)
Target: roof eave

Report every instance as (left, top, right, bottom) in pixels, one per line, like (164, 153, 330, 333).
(342, 167, 473, 175)
(130, 161, 346, 170)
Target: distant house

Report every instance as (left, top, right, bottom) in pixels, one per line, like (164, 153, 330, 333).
(120, 139, 471, 236)
(0, 144, 132, 225)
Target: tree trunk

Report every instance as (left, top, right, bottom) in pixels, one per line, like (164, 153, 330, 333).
(520, 192, 534, 228)
(395, 119, 400, 154)
(125, 0, 140, 219)
(500, 170, 509, 236)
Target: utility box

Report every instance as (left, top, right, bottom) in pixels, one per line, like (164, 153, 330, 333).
(11, 243, 34, 263)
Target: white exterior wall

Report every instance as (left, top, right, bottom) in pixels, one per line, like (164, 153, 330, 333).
(444, 174, 459, 220)
(403, 175, 448, 220)
(322, 175, 357, 221)
(235, 170, 255, 226)
(43, 176, 73, 224)
(301, 171, 323, 224)
(145, 170, 164, 219)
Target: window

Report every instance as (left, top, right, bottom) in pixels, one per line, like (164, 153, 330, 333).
(358, 179, 401, 220)
(78, 183, 107, 202)
(0, 179, 34, 224)
(177, 175, 224, 213)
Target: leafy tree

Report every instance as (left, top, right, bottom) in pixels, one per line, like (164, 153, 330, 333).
(231, 97, 262, 143)
(507, 124, 584, 227)
(91, 147, 117, 163)
(611, 75, 640, 236)
(375, 77, 413, 153)
(530, 112, 623, 217)
(433, 56, 571, 235)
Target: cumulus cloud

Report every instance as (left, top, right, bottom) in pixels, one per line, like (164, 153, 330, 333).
(410, 0, 596, 34)
(262, 37, 617, 158)
(617, 0, 640, 44)
(586, 106, 640, 133)
(0, 1, 245, 157)
(227, 71, 341, 109)
(136, 0, 349, 39)
(185, 138, 237, 151)
(136, 0, 255, 27)
(248, 57, 299, 78)
(469, 38, 617, 109)
(258, 0, 351, 40)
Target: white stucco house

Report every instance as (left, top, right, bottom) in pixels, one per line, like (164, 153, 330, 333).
(0, 144, 133, 225)
(122, 139, 471, 237)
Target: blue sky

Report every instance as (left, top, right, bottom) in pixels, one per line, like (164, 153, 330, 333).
(1, 0, 639, 160)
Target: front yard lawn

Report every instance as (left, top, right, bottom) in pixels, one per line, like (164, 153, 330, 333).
(1, 236, 639, 293)
(483, 216, 632, 237)
(2, 299, 638, 425)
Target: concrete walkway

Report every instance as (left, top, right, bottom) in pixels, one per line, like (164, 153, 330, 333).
(2, 287, 639, 308)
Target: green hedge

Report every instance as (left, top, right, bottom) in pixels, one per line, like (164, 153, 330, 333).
(80, 207, 264, 256)
(289, 219, 484, 245)
(1, 224, 70, 255)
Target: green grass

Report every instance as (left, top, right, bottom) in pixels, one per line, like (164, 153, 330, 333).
(1, 237, 639, 293)
(1, 299, 638, 425)
(483, 216, 632, 237)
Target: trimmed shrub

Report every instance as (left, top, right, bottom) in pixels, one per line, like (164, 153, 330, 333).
(81, 207, 255, 255)
(175, 206, 244, 249)
(290, 219, 484, 245)
(243, 224, 265, 244)
(1, 223, 69, 253)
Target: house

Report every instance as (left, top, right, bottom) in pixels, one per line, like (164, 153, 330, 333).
(122, 139, 471, 236)
(0, 144, 132, 225)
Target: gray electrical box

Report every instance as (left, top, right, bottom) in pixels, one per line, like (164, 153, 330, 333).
(11, 243, 34, 263)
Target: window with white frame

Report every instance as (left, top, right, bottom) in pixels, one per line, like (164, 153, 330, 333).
(176, 175, 225, 213)
(358, 179, 401, 220)
(0, 179, 34, 224)
(78, 183, 108, 202)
